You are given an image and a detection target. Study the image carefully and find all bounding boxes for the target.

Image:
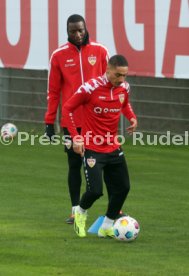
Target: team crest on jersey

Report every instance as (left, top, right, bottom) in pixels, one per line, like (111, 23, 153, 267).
(119, 94, 125, 104)
(88, 56, 97, 66)
(87, 157, 96, 168)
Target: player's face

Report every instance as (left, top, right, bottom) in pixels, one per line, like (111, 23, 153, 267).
(68, 21, 86, 46)
(106, 65, 129, 87)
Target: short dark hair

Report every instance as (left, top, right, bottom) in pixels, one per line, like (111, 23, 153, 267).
(108, 55, 128, 67)
(67, 14, 86, 27)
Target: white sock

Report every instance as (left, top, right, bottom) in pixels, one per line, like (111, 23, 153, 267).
(72, 206, 78, 215)
(76, 205, 87, 214)
(101, 216, 114, 229)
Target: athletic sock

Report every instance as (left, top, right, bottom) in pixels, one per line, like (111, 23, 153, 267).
(72, 206, 78, 215)
(76, 205, 87, 214)
(101, 216, 114, 229)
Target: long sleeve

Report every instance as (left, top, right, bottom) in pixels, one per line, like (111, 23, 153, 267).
(122, 102, 137, 121)
(101, 47, 110, 74)
(45, 54, 62, 124)
(121, 85, 137, 121)
(63, 87, 90, 138)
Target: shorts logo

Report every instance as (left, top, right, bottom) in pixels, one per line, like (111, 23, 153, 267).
(88, 56, 97, 66)
(119, 94, 125, 104)
(87, 157, 96, 168)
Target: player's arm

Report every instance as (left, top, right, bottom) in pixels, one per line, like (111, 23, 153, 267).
(44, 54, 62, 139)
(63, 85, 90, 156)
(122, 86, 137, 134)
(101, 46, 110, 74)
(124, 104, 138, 134)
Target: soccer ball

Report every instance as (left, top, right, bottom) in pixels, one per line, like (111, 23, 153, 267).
(113, 216, 140, 242)
(0, 123, 18, 139)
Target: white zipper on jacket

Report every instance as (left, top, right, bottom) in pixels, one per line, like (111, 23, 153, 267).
(110, 87, 114, 100)
(79, 49, 84, 84)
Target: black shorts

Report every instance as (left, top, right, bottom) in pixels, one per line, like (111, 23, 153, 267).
(83, 148, 130, 196)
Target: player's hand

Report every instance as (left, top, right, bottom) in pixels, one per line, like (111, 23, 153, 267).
(45, 124, 55, 141)
(126, 118, 137, 135)
(73, 135, 85, 157)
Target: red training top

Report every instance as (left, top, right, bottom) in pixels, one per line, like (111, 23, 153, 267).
(63, 74, 137, 153)
(45, 40, 109, 127)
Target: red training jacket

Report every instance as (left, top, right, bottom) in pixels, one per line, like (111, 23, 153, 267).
(45, 40, 109, 127)
(63, 75, 137, 153)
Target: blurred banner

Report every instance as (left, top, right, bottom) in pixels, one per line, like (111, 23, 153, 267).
(0, 0, 189, 78)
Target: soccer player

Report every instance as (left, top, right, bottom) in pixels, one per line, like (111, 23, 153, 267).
(63, 55, 137, 238)
(44, 14, 109, 224)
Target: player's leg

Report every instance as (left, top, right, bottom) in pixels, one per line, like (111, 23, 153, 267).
(105, 155, 130, 219)
(66, 150, 82, 218)
(74, 150, 105, 237)
(104, 170, 126, 219)
(98, 150, 130, 237)
(63, 128, 82, 224)
(80, 150, 105, 209)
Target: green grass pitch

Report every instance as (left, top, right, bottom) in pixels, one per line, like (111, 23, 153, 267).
(0, 138, 188, 276)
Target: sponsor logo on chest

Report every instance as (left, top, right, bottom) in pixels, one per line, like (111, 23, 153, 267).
(65, 58, 76, 67)
(94, 107, 121, 114)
